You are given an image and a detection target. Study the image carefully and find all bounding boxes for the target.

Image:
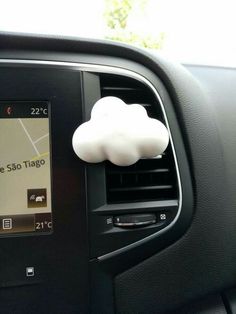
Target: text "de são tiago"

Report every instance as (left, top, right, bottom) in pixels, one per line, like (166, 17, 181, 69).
(0, 159, 46, 174)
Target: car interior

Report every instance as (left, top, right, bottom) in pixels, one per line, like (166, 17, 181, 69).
(0, 25, 236, 314)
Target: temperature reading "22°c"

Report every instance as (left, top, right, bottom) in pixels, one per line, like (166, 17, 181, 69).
(31, 107, 48, 116)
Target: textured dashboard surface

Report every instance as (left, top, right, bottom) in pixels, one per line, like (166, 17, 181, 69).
(115, 64, 236, 313)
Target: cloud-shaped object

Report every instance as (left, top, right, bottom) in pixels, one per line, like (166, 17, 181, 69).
(72, 96, 169, 166)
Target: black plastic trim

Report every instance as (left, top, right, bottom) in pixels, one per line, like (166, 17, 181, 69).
(0, 34, 195, 314)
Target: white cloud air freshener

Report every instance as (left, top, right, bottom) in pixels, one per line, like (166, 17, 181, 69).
(72, 96, 169, 166)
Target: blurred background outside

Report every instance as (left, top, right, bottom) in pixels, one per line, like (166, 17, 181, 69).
(1, 0, 236, 66)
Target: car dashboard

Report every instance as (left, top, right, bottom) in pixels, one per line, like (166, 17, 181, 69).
(0, 32, 236, 313)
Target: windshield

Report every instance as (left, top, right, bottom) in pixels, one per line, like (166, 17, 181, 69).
(1, 0, 235, 67)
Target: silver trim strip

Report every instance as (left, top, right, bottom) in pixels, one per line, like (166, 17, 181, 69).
(0, 58, 182, 260)
(114, 220, 156, 227)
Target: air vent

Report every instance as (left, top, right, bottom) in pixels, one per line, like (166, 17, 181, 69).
(100, 74, 178, 204)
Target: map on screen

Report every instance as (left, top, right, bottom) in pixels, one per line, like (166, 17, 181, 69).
(0, 102, 52, 234)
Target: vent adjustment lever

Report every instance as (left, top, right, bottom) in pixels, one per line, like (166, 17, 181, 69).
(113, 213, 156, 228)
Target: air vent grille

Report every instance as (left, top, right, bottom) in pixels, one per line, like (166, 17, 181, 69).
(100, 74, 178, 204)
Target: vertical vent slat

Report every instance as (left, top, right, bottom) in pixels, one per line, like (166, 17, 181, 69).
(100, 74, 178, 204)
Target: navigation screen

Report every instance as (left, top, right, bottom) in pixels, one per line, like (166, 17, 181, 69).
(0, 102, 52, 235)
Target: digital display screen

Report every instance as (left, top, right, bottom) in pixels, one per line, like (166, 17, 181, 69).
(0, 102, 52, 235)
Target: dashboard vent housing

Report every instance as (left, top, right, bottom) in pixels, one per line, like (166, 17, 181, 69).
(100, 74, 178, 204)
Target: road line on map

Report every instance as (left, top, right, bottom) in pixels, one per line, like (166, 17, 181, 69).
(18, 119, 40, 156)
(31, 152, 49, 161)
(33, 133, 49, 144)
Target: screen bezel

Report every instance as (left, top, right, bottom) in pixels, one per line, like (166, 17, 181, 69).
(0, 64, 89, 313)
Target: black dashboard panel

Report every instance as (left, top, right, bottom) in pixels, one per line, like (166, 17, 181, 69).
(115, 65, 236, 313)
(0, 32, 235, 314)
(0, 64, 88, 313)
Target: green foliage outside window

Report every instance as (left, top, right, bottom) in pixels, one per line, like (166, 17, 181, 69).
(104, 0, 165, 49)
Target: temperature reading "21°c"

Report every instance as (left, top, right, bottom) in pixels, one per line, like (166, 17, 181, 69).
(35, 221, 52, 230)
(31, 107, 48, 116)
